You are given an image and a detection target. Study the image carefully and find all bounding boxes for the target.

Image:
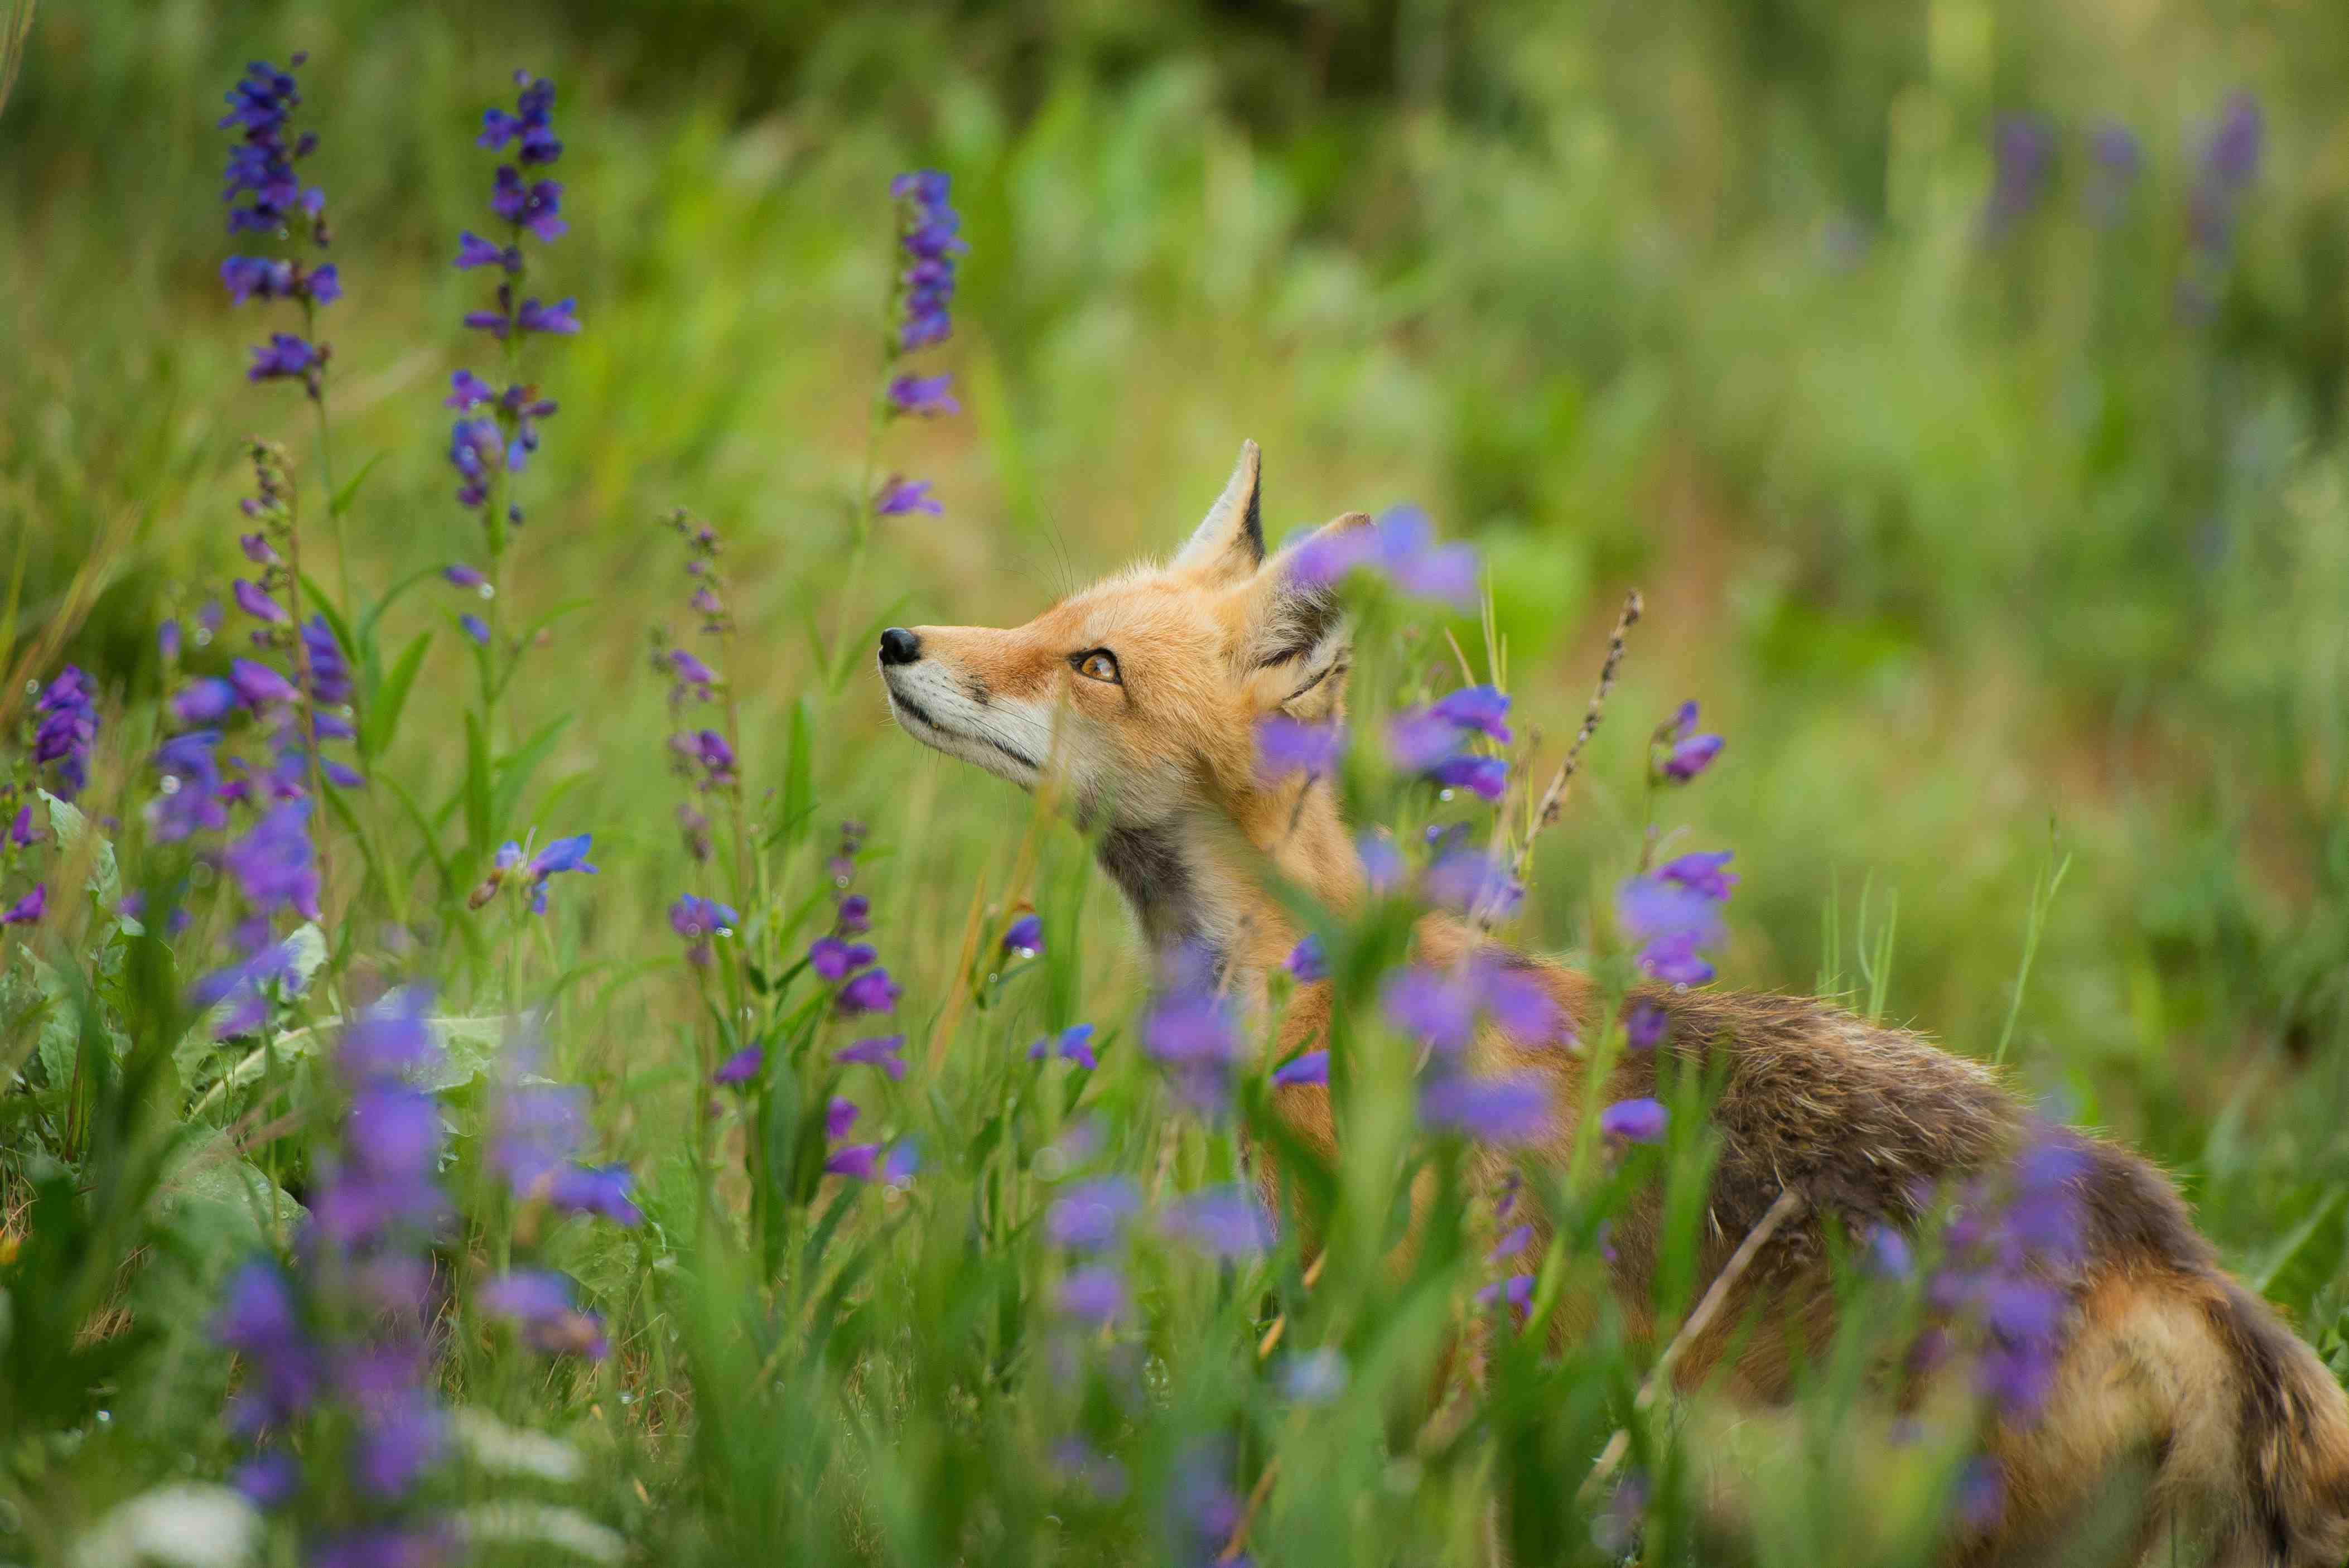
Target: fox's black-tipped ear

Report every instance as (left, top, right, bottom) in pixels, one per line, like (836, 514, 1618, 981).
(1173, 439, 1263, 582)
(1241, 510, 1370, 722)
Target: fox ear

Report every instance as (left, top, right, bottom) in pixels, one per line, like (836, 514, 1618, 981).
(1241, 510, 1371, 721)
(1173, 440, 1264, 582)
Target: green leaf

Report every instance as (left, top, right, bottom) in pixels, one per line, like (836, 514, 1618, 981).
(416, 1014, 507, 1092)
(362, 631, 433, 761)
(2250, 1188, 2347, 1300)
(330, 450, 388, 519)
(776, 696, 816, 852)
(38, 789, 118, 906)
(160, 1141, 305, 1256)
(491, 714, 573, 839)
(464, 712, 494, 859)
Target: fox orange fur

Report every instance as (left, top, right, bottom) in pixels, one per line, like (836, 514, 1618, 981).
(878, 440, 2349, 1565)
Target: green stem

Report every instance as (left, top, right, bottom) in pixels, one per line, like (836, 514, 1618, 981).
(303, 298, 350, 614)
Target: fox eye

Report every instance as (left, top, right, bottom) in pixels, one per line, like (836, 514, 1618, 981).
(1071, 649, 1121, 686)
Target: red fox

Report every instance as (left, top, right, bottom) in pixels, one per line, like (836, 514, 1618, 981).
(877, 441, 2349, 1565)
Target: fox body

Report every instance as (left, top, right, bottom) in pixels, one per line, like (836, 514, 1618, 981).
(877, 441, 2349, 1565)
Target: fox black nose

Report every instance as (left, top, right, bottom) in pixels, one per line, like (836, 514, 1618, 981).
(878, 627, 922, 667)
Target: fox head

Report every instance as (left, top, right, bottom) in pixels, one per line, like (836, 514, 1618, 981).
(877, 441, 1368, 966)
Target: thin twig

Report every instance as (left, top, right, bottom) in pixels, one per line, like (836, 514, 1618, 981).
(1218, 1459, 1282, 1564)
(1582, 1182, 1807, 1493)
(1518, 590, 1641, 857)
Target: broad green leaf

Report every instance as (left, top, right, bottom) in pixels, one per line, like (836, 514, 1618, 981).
(38, 788, 118, 905)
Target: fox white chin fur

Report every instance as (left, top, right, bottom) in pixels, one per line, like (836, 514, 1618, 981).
(880, 440, 2349, 1567)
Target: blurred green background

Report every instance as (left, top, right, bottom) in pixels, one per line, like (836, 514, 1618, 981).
(5, 0, 2345, 1263)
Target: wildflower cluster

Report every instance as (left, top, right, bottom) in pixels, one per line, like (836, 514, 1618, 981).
(468, 832, 597, 916)
(868, 171, 966, 526)
(651, 510, 740, 857)
(1388, 683, 1512, 801)
(219, 55, 339, 395)
(448, 70, 575, 557)
(1291, 505, 1479, 610)
(490, 1024, 644, 1228)
(213, 996, 454, 1557)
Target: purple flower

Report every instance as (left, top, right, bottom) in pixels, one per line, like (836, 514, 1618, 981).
(1429, 684, 1512, 743)
(1470, 955, 1568, 1045)
(479, 73, 562, 167)
(835, 894, 871, 935)
(1257, 717, 1345, 782)
(1657, 850, 1737, 901)
(1141, 957, 1239, 1112)
(1600, 1097, 1668, 1144)
(546, 1162, 641, 1225)
(712, 1044, 764, 1088)
(1358, 832, 1405, 895)
(836, 968, 902, 1015)
(1386, 711, 1460, 773)
(460, 614, 490, 646)
(835, 1033, 908, 1081)
(1163, 1186, 1268, 1257)
(826, 1142, 882, 1181)
(1617, 873, 1726, 954)
(891, 171, 964, 349)
(247, 332, 320, 384)
(232, 1451, 301, 1510)
(826, 1097, 860, 1140)
(1491, 1223, 1534, 1261)
(490, 165, 567, 243)
(454, 231, 516, 271)
(875, 477, 942, 515)
(2087, 121, 2142, 224)
(886, 374, 959, 418)
(1867, 1226, 1914, 1278)
(1058, 1264, 1126, 1326)
(1624, 999, 1669, 1049)
(169, 677, 238, 726)
(1002, 914, 1044, 955)
(223, 801, 320, 921)
(1286, 934, 1327, 983)
(7, 804, 36, 847)
(1291, 505, 1479, 610)
(32, 667, 99, 800)
(444, 561, 488, 590)
(149, 731, 229, 841)
(226, 658, 298, 710)
(516, 296, 580, 335)
(448, 417, 500, 508)
(1475, 1273, 1536, 1320)
(1421, 1073, 1551, 1144)
(2, 885, 46, 927)
(670, 893, 740, 966)
(1429, 753, 1508, 801)
(1028, 1023, 1099, 1070)
(221, 255, 295, 303)
(1424, 848, 1522, 918)
(1048, 1178, 1141, 1252)
(1658, 701, 1725, 783)
(158, 618, 183, 662)
(809, 936, 878, 980)
(219, 57, 321, 237)
(339, 989, 436, 1079)
(1383, 966, 1478, 1053)
(1271, 1049, 1328, 1087)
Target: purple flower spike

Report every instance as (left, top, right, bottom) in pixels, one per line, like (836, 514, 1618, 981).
(1047, 1178, 1141, 1252)
(1421, 1073, 1551, 1144)
(826, 1097, 861, 1140)
(223, 802, 320, 921)
(1285, 934, 1327, 983)
(1, 885, 45, 926)
(1429, 684, 1513, 743)
(835, 1032, 908, 1081)
(1381, 966, 1478, 1054)
(712, 1044, 764, 1087)
(7, 805, 37, 848)
(826, 1143, 882, 1181)
(1257, 717, 1345, 782)
(809, 936, 877, 981)
(1430, 753, 1508, 801)
(1002, 914, 1044, 956)
(1271, 1049, 1329, 1087)
(1600, 1097, 1668, 1145)
(1058, 1264, 1126, 1326)
(1163, 1186, 1269, 1257)
(836, 968, 901, 1015)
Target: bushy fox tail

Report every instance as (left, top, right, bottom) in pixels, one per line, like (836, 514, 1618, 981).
(2206, 1276, 2349, 1567)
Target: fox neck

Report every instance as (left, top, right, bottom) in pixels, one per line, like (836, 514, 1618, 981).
(1094, 775, 1361, 980)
